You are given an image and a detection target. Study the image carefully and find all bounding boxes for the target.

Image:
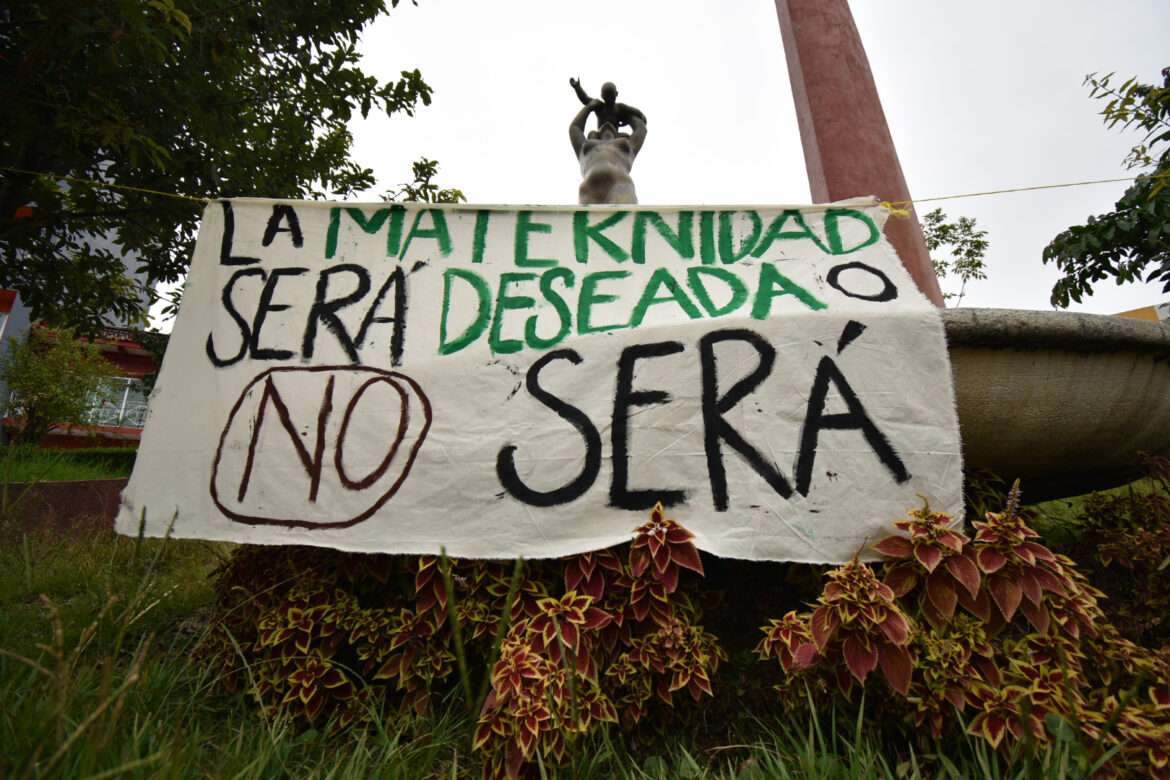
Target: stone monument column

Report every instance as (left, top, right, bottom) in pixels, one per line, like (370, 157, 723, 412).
(774, 0, 944, 305)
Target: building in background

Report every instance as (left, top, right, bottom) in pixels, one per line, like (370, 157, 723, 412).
(1115, 302, 1170, 324)
(0, 229, 164, 446)
(0, 301, 164, 447)
(36, 324, 160, 448)
(0, 208, 167, 446)
(0, 288, 32, 402)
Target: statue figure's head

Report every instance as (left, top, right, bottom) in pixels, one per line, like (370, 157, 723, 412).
(600, 82, 618, 105)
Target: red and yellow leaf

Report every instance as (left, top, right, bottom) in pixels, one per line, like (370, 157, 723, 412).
(670, 542, 705, 575)
(873, 536, 913, 559)
(1018, 569, 1042, 605)
(945, 553, 981, 599)
(987, 574, 1023, 623)
(810, 606, 839, 650)
(958, 587, 993, 623)
(884, 565, 918, 597)
(1019, 598, 1050, 634)
(792, 642, 820, 670)
(914, 544, 944, 572)
(657, 563, 679, 594)
(975, 713, 1007, 749)
(842, 634, 878, 682)
(926, 570, 958, 620)
(877, 641, 913, 695)
(976, 548, 1007, 574)
(878, 610, 911, 646)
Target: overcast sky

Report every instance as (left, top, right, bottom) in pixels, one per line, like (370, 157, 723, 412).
(343, 0, 1169, 314)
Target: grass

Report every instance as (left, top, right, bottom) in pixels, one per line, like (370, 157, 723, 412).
(0, 527, 1120, 779)
(1029, 476, 1157, 546)
(0, 445, 136, 484)
(0, 528, 477, 779)
(0, 470, 1153, 778)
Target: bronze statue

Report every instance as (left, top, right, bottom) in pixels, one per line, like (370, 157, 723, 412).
(569, 79, 647, 205)
(569, 78, 647, 130)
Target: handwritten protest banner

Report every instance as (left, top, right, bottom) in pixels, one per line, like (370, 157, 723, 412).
(116, 199, 962, 563)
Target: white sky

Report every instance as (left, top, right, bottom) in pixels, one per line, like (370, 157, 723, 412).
(346, 0, 1170, 314)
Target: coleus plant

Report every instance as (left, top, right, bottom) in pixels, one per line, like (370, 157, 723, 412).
(904, 613, 997, 737)
(204, 489, 1170, 778)
(873, 499, 981, 629)
(967, 487, 1079, 635)
(868, 489, 1109, 748)
(758, 555, 916, 697)
(811, 557, 915, 694)
(758, 484, 1170, 776)
(876, 489, 1075, 634)
(474, 503, 722, 778)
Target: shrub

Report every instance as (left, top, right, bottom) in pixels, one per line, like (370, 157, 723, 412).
(203, 503, 724, 779)
(756, 485, 1170, 778)
(1042, 456, 1170, 647)
(57, 447, 138, 476)
(204, 489, 1170, 779)
(0, 328, 115, 445)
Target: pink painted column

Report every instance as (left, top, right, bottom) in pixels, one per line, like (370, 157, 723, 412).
(774, 0, 944, 305)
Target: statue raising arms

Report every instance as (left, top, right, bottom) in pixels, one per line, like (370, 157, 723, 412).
(569, 80, 647, 205)
(569, 78, 648, 130)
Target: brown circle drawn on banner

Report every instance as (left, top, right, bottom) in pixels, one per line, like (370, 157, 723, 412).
(210, 365, 432, 529)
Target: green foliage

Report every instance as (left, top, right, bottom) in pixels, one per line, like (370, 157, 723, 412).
(0, 531, 470, 779)
(135, 329, 170, 397)
(4, 484, 1170, 778)
(922, 208, 989, 306)
(1044, 68, 1170, 307)
(0, 0, 434, 329)
(0, 329, 115, 444)
(1038, 457, 1170, 648)
(385, 158, 467, 204)
(0, 445, 136, 483)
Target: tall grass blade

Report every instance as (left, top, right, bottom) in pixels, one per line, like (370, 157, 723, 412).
(439, 548, 474, 715)
(475, 557, 524, 714)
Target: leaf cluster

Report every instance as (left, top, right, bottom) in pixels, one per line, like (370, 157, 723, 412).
(1042, 457, 1170, 648)
(922, 208, 989, 306)
(203, 491, 1170, 779)
(0, 0, 433, 329)
(756, 489, 1170, 778)
(203, 503, 724, 780)
(384, 158, 466, 205)
(1043, 68, 1170, 307)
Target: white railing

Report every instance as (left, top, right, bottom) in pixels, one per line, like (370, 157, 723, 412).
(83, 376, 148, 428)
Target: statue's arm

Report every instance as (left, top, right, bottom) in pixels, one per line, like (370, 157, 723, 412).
(569, 102, 596, 156)
(627, 114, 647, 156)
(570, 77, 591, 106)
(616, 102, 648, 126)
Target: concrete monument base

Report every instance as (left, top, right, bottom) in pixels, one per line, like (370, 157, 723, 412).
(945, 308, 1170, 501)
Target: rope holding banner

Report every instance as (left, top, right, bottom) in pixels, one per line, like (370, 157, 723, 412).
(880, 172, 1170, 218)
(0, 165, 210, 205)
(2, 164, 1166, 215)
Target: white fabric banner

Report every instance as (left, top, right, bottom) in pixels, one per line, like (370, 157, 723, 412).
(117, 198, 962, 563)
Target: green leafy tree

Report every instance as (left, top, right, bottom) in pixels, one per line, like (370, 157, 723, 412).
(150, 155, 466, 325)
(0, 329, 114, 445)
(1044, 68, 1170, 307)
(922, 208, 989, 306)
(383, 158, 466, 204)
(0, 0, 433, 330)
